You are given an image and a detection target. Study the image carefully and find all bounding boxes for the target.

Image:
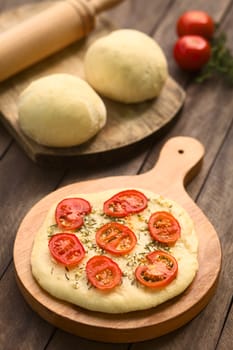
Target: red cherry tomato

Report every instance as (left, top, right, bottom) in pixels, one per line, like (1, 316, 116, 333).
(96, 222, 137, 255)
(55, 197, 91, 230)
(173, 35, 211, 71)
(177, 11, 215, 40)
(103, 189, 148, 217)
(135, 250, 178, 288)
(49, 233, 85, 268)
(86, 255, 122, 290)
(148, 211, 181, 245)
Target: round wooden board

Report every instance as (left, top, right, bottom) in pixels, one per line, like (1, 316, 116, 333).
(0, 2, 185, 164)
(13, 137, 222, 343)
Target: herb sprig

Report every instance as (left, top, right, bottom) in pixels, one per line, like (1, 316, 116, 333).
(196, 30, 233, 85)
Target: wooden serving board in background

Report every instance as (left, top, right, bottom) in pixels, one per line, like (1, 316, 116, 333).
(0, 2, 185, 164)
(13, 137, 222, 343)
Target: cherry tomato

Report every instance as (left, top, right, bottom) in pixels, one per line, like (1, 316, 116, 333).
(49, 233, 85, 268)
(148, 211, 181, 245)
(96, 222, 137, 255)
(177, 11, 215, 40)
(173, 35, 211, 71)
(86, 255, 122, 290)
(103, 189, 148, 217)
(135, 250, 178, 288)
(55, 197, 91, 230)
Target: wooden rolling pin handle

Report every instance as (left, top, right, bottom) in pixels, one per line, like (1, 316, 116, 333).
(91, 0, 125, 13)
(68, 0, 95, 36)
(0, 0, 123, 82)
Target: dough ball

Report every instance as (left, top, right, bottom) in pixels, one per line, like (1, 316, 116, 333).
(18, 74, 107, 147)
(84, 29, 168, 103)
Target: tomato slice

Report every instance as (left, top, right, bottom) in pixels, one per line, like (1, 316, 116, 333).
(96, 222, 137, 255)
(49, 233, 85, 268)
(86, 255, 122, 290)
(55, 197, 91, 230)
(135, 250, 178, 288)
(148, 211, 181, 245)
(103, 189, 148, 217)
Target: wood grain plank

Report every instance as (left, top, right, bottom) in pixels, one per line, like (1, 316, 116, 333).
(128, 1, 233, 348)
(140, 76, 233, 201)
(217, 300, 233, 350)
(105, 0, 172, 33)
(131, 94, 233, 350)
(0, 139, 65, 349)
(0, 0, 232, 349)
(0, 263, 54, 350)
(46, 330, 129, 350)
(150, 0, 233, 86)
(140, 0, 233, 199)
(0, 121, 12, 158)
(0, 142, 65, 277)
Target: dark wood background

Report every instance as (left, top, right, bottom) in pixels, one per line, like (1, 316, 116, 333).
(0, 0, 232, 349)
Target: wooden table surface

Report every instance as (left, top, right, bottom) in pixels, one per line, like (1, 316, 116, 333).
(0, 0, 232, 349)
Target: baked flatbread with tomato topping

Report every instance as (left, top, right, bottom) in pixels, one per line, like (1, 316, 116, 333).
(31, 188, 198, 314)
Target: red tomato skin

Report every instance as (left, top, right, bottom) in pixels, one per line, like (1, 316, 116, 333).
(55, 197, 91, 230)
(135, 251, 178, 288)
(148, 211, 181, 245)
(96, 222, 137, 255)
(103, 189, 148, 217)
(86, 255, 122, 290)
(173, 35, 211, 71)
(49, 233, 85, 268)
(177, 11, 215, 40)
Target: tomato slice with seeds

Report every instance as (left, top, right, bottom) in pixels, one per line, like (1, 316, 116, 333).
(86, 255, 122, 290)
(148, 211, 181, 245)
(103, 189, 148, 217)
(55, 197, 91, 230)
(135, 250, 178, 288)
(96, 222, 137, 255)
(49, 233, 85, 268)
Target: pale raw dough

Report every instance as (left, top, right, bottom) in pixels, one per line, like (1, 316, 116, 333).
(18, 74, 107, 147)
(84, 29, 168, 103)
(31, 188, 198, 314)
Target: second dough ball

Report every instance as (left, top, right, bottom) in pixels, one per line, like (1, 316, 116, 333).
(84, 29, 168, 103)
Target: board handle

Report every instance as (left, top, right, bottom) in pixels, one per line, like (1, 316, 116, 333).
(149, 137, 205, 188)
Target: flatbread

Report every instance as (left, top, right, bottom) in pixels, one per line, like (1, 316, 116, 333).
(31, 188, 198, 314)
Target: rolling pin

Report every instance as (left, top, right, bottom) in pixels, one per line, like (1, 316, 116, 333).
(0, 0, 124, 82)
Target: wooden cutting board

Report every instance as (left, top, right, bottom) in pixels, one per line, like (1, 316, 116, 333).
(13, 136, 222, 343)
(0, 2, 185, 164)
